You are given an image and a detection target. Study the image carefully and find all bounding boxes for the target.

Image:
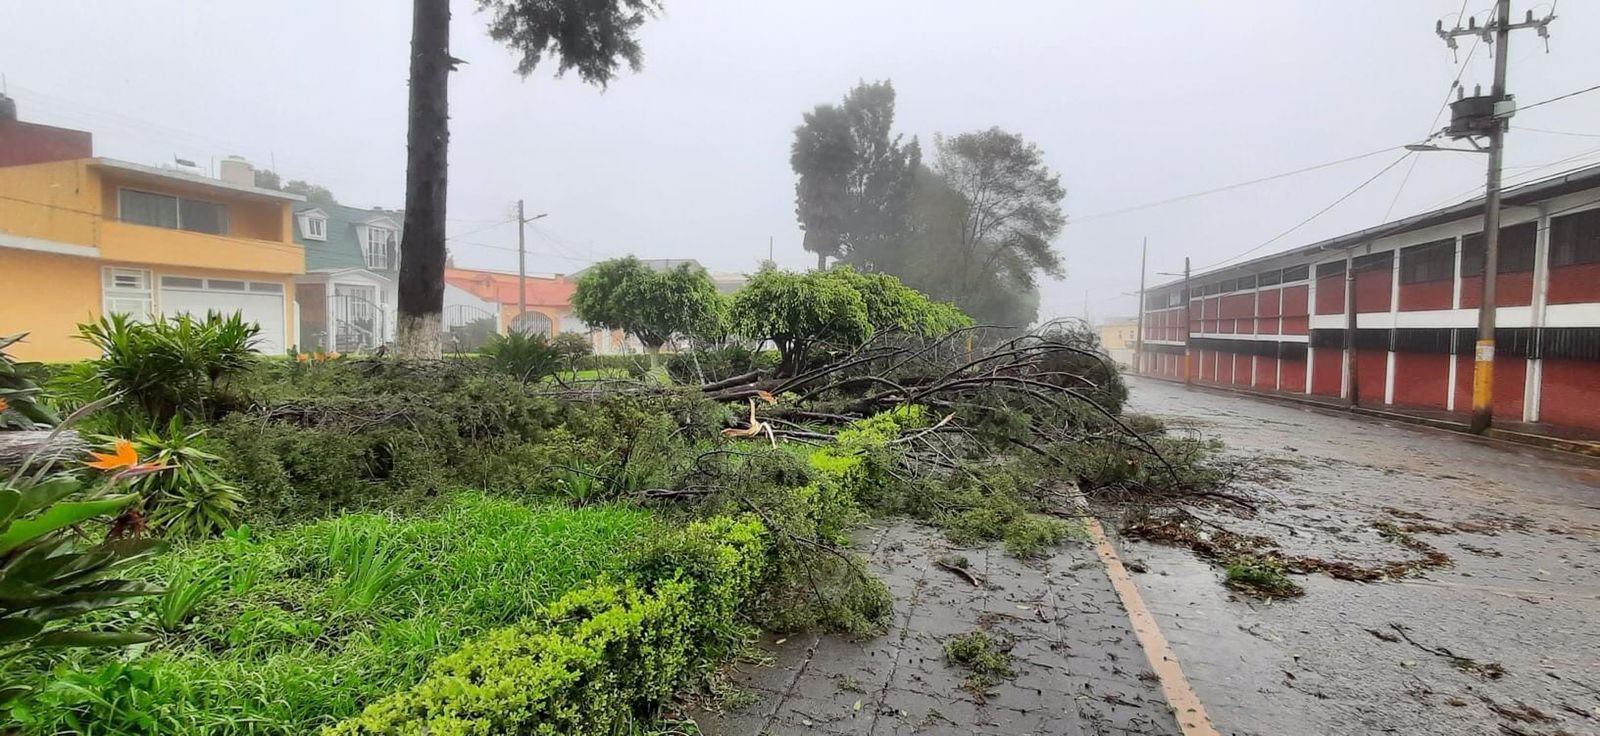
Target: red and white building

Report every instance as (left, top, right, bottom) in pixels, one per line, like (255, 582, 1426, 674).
(1138, 163, 1600, 433)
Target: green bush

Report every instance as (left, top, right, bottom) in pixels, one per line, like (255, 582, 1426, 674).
(76, 312, 260, 426)
(663, 346, 778, 385)
(116, 421, 246, 538)
(0, 333, 59, 428)
(482, 332, 560, 383)
(326, 515, 767, 736)
(10, 495, 656, 735)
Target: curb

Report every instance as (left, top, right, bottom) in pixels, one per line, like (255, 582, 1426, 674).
(1133, 374, 1600, 459)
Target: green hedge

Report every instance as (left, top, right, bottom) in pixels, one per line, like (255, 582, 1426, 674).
(326, 515, 767, 736)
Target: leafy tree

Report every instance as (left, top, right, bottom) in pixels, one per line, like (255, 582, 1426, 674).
(395, 0, 661, 360)
(820, 266, 970, 336)
(551, 331, 593, 372)
(791, 81, 919, 271)
(571, 257, 724, 355)
(931, 128, 1065, 314)
(729, 267, 870, 377)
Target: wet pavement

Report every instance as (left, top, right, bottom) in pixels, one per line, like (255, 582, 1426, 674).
(1121, 377, 1600, 736)
(693, 523, 1182, 736)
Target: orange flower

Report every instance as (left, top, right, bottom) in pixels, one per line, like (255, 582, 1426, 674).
(296, 353, 310, 363)
(86, 439, 140, 470)
(313, 351, 327, 363)
(326, 351, 340, 360)
(0, 397, 10, 413)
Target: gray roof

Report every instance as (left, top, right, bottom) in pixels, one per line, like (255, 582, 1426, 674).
(1149, 162, 1600, 292)
(292, 201, 402, 272)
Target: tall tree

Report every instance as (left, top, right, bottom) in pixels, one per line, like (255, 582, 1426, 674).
(253, 170, 339, 206)
(790, 81, 918, 272)
(928, 128, 1065, 325)
(394, 0, 661, 360)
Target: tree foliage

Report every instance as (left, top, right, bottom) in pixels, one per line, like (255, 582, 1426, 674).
(730, 266, 968, 376)
(252, 170, 338, 206)
(478, 0, 662, 85)
(571, 258, 725, 352)
(791, 81, 919, 271)
(789, 84, 1067, 328)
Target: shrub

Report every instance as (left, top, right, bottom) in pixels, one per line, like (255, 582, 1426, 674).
(11, 496, 656, 735)
(551, 332, 593, 372)
(116, 421, 246, 538)
(0, 449, 169, 706)
(481, 331, 560, 382)
(76, 312, 260, 425)
(326, 515, 767, 736)
(0, 333, 59, 428)
(663, 346, 778, 385)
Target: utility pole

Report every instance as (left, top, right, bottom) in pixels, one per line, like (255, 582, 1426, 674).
(517, 199, 527, 318)
(768, 235, 774, 264)
(1182, 256, 1193, 387)
(1083, 290, 1090, 324)
(514, 201, 550, 320)
(1434, 0, 1555, 433)
(1135, 238, 1147, 375)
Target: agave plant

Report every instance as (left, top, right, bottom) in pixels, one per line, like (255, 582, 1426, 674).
(481, 331, 560, 383)
(76, 312, 260, 424)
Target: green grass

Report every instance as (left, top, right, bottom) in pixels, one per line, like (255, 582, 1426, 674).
(544, 368, 633, 382)
(15, 494, 655, 735)
(943, 631, 1014, 692)
(1222, 555, 1304, 599)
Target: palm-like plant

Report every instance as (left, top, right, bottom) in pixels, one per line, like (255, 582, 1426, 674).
(0, 333, 59, 429)
(112, 421, 246, 538)
(76, 312, 260, 424)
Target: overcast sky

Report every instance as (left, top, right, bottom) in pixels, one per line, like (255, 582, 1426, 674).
(4, 1, 1597, 323)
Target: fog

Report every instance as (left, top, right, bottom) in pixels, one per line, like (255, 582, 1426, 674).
(4, 0, 1597, 322)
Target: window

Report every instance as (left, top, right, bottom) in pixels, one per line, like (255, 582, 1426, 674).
(1550, 208, 1600, 267)
(119, 189, 228, 235)
(1353, 251, 1392, 273)
(161, 276, 204, 289)
(102, 267, 153, 321)
(208, 279, 246, 291)
(1258, 269, 1282, 286)
(304, 215, 327, 241)
(1400, 239, 1455, 284)
(1316, 260, 1345, 279)
(365, 227, 393, 269)
(1462, 222, 1536, 276)
(1282, 264, 1311, 282)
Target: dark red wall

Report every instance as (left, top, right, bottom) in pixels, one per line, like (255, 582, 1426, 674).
(1314, 276, 1344, 315)
(1355, 349, 1387, 406)
(1398, 280, 1452, 311)
(1312, 348, 1343, 397)
(1547, 264, 1600, 305)
(1253, 356, 1277, 389)
(1459, 272, 1533, 308)
(1390, 352, 1450, 409)
(1281, 358, 1308, 394)
(1539, 360, 1600, 431)
(1354, 269, 1392, 313)
(0, 120, 92, 167)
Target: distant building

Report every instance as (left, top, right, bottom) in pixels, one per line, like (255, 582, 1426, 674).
(289, 197, 405, 352)
(0, 100, 304, 360)
(1137, 162, 1600, 434)
(1097, 318, 1139, 367)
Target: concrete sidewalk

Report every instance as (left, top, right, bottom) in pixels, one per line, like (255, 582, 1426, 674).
(692, 523, 1183, 736)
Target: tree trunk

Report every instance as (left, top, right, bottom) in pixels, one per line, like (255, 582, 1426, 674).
(0, 430, 86, 470)
(394, 0, 451, 361)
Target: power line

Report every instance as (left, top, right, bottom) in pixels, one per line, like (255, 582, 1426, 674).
(1518, 126, 1600, 138)
(1070, 145, 1407, 223)
(1517, 82, 1600, 114)
(443, 217, 516, 242)
(1196, 151, 1416, 272)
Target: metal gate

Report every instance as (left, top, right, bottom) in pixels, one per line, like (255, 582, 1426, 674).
(331, 293, 386, 353)
(443, 304, 498, 353)
(510, 310, 553, 337)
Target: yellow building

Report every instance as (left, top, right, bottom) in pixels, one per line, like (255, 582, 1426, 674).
(0, 157, 305, 361)
(1098, 318, 1139, 368)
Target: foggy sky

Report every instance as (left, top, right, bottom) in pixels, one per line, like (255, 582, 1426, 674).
(3, 1, 1598, 324)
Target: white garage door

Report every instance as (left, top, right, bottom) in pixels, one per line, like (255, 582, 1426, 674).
(159, 276, 287, 354)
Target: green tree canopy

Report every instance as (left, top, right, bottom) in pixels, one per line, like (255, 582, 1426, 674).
(791, 80, 919, 271)
(571, 257, 724, 353)
(730, 266, 968, 376)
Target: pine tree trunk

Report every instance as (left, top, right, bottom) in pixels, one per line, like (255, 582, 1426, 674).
(394, 0, 451, 361)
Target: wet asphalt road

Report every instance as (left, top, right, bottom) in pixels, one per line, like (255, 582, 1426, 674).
(1121, 377, 1600, 736)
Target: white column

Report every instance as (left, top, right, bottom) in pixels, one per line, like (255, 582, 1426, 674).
(1526, 209, 1552, 422)
(1386, 251, 1401, 405)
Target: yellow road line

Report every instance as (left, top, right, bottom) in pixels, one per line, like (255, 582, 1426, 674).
(1079, 510, 1220, 736)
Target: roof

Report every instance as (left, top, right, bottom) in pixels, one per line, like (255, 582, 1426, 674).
(1150, 162, 1600, 293)
(91, 158, 304, 202)
(292, 201, 403, 272)
(444, 266, 575, 308)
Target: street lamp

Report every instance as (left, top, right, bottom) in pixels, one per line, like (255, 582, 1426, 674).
(1404, 142, 1490, 154)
